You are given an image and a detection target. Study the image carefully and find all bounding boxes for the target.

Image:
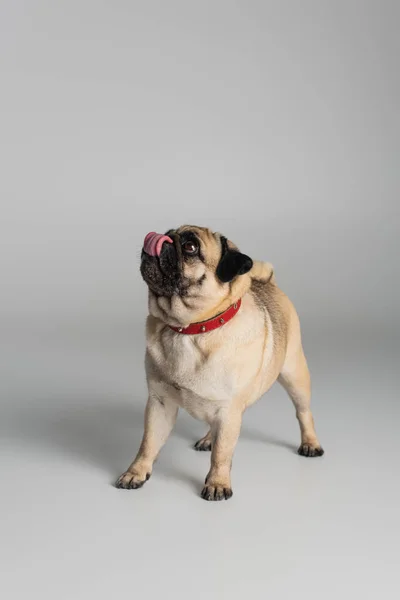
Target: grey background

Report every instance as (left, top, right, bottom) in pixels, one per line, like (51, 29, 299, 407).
(1, 1, 399, 599)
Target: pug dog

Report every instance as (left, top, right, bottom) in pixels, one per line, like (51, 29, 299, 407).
(116, 225, 324, 501)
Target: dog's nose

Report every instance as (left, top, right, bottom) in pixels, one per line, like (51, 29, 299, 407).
(143, 232, 173, 256)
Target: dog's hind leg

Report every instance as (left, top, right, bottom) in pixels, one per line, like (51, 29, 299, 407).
(194, 429, 212, 451)
(279, 342, 324, 458)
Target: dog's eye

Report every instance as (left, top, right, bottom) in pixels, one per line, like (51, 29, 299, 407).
(182, 241, 198, 255)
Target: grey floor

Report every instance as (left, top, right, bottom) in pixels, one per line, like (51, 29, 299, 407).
(1, 319, 399, 600)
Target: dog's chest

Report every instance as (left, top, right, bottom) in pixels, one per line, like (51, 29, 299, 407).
(147, 332, 236, 416)
(145, 303, 270, 420)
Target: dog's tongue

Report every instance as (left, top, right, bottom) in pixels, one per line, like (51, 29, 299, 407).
(143, 232, 173, 256)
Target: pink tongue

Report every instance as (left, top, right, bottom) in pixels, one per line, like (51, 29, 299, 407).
(143, 232, 173, 256)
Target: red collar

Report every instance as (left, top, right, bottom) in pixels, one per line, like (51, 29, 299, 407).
(169, 299, 242, 335)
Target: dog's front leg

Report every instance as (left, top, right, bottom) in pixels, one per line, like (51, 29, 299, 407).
(116, 394, 178, 490)
(201, 408, 242, 501)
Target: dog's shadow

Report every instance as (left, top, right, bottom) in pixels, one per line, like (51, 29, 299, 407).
(3, 396, 296, 488)
(3, 398, 160, 476)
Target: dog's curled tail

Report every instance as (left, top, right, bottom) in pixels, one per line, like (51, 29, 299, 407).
(250, 260, 275, 284)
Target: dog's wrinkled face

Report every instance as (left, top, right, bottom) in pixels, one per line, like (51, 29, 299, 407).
(140, 225, 253, 299)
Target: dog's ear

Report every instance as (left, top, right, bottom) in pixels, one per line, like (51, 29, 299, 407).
(216, 236, 253, 283)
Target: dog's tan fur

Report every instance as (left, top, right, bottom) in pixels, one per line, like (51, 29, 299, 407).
(117, 225, 323, 500)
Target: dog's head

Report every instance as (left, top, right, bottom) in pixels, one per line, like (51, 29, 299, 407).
(140, 225, 254, 322)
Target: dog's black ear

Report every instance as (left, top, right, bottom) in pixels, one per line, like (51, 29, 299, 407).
(216, 236, 253, 283)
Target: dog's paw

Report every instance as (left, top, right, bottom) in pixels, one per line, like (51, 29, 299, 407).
(201, 484, 233, 501)
(298, 444, 324, 457)
(194, 436, 212, 452)
(115, 470, 151, 490)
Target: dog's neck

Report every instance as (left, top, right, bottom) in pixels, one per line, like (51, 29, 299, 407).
(147, 261, 274, 328)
